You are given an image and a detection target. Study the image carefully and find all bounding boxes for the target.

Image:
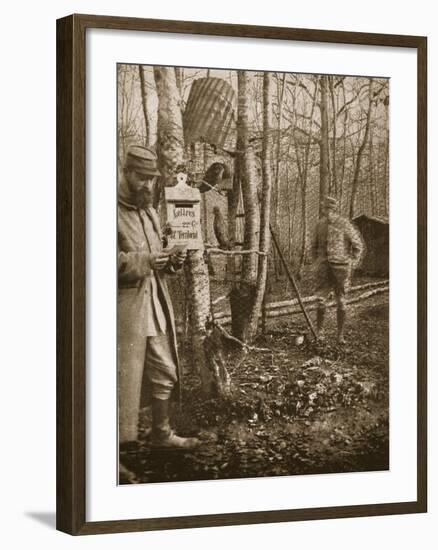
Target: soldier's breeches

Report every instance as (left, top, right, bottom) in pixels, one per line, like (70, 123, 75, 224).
(118, 333, 177, 443)
(144, 334, 178, 400)
(315, 261, 351, 299)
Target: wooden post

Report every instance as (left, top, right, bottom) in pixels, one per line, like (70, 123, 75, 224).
(269, 224, 317, 340)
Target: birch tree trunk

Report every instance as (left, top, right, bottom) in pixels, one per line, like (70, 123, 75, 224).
(138, 65, 155, 148)
(243, 72, 273, 342)
(153, 66, 214, 394)
(229, 71, 260, 341)
(339, 81, 348, 213)
(239, 71, 259, 283)
(153, 67, 185, 187)
(384, 104, 389, 217)
(350, 78, 373, 218)
(328, 76, 338, 196)
(272, 74, 286, 280)
(369, 122, 377, 214)
(227, 158, 240, 283)
(300, 78, 318, 273)
(290, 76, 318, 274)
(319, 75, 330, 216)
(175, 67, 183, 98)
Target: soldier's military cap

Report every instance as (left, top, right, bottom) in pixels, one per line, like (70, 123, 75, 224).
(125, 145, 161, 176)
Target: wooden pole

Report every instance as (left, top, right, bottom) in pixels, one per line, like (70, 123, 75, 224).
(269, 224, 317, 340)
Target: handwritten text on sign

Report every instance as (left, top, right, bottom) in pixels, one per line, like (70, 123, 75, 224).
(166, 203, 203, 250)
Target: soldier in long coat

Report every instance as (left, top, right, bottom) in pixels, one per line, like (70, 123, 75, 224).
(118, 145, 199, 452)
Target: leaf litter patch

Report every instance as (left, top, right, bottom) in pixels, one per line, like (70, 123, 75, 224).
(121, 295, 389, 484)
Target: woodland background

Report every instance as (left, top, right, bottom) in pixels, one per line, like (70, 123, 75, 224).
(2, 1, 434, 548)
(117, 66, 391, 483)
(118, 65, 389, 272)
(118, 65, 389, 391)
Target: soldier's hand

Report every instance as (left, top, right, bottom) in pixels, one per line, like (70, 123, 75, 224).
(150, 252, 169, 271)
(171, 250, 187, 269)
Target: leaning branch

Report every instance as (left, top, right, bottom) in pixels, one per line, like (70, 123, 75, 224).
(206, 248, 267, 257)
(214, 323, 272, 353)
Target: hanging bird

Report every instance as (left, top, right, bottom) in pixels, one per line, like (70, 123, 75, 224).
(213, 206, 233, 250)
(197, 162, 231, 193)
(205, 162, 226, 186)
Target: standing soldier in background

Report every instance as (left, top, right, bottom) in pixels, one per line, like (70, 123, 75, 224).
(312, 196, 365, 344)
(118, 145, 200, 467)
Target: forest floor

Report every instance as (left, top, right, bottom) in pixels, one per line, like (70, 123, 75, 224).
(120, 292, 389, 485)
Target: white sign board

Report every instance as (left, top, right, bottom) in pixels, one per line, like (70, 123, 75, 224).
(164, 173, 203, 251)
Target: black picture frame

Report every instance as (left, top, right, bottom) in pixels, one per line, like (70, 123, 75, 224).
(56, 13, 427, 535)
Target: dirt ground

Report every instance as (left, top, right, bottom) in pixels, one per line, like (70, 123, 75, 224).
(120, 292, 389, 484)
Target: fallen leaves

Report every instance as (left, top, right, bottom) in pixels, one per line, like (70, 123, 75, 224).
(127, 296, 389, 483)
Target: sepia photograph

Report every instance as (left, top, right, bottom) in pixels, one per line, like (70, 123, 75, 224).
(117, 64, 390, 485)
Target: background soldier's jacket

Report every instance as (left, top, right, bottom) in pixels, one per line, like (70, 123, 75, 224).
(313, 215, 365, 266)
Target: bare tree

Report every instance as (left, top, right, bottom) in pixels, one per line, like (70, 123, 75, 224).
(319, 74, 330, 215)
(138, 65, 155, 148)
(339, 79, 349, 212)
(117, 65, 144, 166)
(238, 71, 260, 283)
(273, 73, 286, 230)
(175, 67, 183, 98)
(229, 71, 260, 341)
(328, 75, 338, 196)
(153, 66, 214, 394)
(350, 78, 374, 218)
(296, 77, 319, 273)
(244, 72, 274, 342)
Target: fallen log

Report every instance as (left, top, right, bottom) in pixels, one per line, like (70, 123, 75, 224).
(175, 281, 389, 332)
(213, 284, 388, 326)
(264, 279, 388, 311)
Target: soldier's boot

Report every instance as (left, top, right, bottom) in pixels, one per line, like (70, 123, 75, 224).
(151, 398, 200, 450)
(337, 307, 347, 345)
(317, 303, 326, 341)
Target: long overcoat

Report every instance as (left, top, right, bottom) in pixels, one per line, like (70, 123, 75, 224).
(117, 196, 180, 443)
